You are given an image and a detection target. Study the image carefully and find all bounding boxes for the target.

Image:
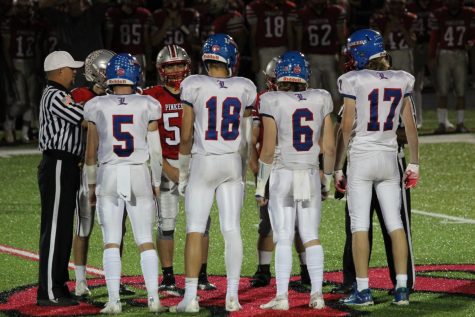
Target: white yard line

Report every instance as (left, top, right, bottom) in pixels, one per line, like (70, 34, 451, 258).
(0, 244, 104, 276)
(0, 148, 40, 158)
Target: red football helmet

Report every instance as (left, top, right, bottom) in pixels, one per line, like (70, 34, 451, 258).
(156, 44, 191, 90)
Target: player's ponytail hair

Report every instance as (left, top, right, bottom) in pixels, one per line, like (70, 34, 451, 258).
(366, 56, 390, 71)
(276, 82, 307, 92)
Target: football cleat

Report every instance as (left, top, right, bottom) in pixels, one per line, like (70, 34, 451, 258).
(225, 297, 242, 312)
(158, 282, 184, 297)
(455, 123, 468, 133)
(331, 283, 355, 294)
(119, 284, 135, 295)
(148, 297, 168, 313)
(169, 297, 200, 313)
(260, 294, 289, 310)
(309, 292, 325, 309)
(392, 287, 410, 305)
(75, 280, 91, 297)
(434, 123, 446, 135)
(250, 270, 271, 288)
(198, 277, 217, 291)
(100, 299, 122, 314)
(341, 288, 374, 306)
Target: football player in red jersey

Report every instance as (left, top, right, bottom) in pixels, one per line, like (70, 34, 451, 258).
(151, 0, 200, 62)
(71, 49, 135, 298)
(105, 0, 153, 84)
(1, 0, 42, 143)
(291, 0, 347, 114)
(143, 45, 215, 296)
(429, 0, 475, 133)
(245, 0, 296, 90)
(407, 0, 444, 129)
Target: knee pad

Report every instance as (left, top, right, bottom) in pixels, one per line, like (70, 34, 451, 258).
(159, 217, 176, 233)
(157, 227, 175, 240)
(386, 221, 404, 234)
(274, 237, 292, 247)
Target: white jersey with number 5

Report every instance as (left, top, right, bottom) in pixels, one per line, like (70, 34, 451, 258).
(84, 94, 161, 165)
(180, 74, 257, 155)
(338, 69, 414, 154)
(259, 89, 333, 170)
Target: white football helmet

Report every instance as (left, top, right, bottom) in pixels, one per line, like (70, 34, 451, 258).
(156, 44, 192, 90)
(84, 49, 116, 88)
(263, 56, 279, 91)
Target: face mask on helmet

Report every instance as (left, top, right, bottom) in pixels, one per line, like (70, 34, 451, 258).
(156, 45, 191, 90)
(85, 49, 116, 88)
(263, 56, 279, 91)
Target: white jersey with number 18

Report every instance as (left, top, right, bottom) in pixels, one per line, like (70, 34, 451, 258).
(338, 69, 414, 154)
(180, 74, 257, 155)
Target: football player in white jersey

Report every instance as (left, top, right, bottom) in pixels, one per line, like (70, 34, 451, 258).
(170, 33, 257, 313)
(255, 51, 336, 311)
(84, 53, 167, 314)
(335, 29, 419, 306)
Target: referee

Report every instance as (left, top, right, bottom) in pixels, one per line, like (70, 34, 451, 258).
(37, 51, 84, 306)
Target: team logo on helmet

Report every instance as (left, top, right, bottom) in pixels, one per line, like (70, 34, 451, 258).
(293, 65, 301, 74)
(212, 45, 221, 52)
(117, 68, 125, 76)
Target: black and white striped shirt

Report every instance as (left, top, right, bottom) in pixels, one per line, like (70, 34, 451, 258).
(39, 81, 84, 157)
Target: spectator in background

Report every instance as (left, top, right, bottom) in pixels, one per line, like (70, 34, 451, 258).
(430, 0, 475, 134)
(105, 0, 153, 85)
(151, 0, 200, 74)
(1, 0, 42, 143)
(0, 0, 13, 144)
(407, 0, 445, 129)
(245, 0, 296, 90)
(38, 0, 109, 87)
(291, 0, 347, 114)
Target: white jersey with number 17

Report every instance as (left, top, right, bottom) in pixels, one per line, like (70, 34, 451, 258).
(180, 74, 257, 155)
(338, 69, 414, 155)
(84, 94, 161, 165)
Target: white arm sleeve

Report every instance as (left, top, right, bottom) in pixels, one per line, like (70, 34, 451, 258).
(147, 131, 163, 187)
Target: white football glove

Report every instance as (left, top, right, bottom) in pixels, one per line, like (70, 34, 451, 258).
(334, 170, 347, 193)
(404, 163, 419, 189)
(321, 173, 332, 201)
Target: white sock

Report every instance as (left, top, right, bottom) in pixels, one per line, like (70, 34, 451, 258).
(226, 278, 240, 302)
(103, 248, 121, 302)
(456, 110, 464, 124)
(275, 241, 292, 297)
(437, 108, 447, 124)
(356, 277, 369, 292)
(306, 245, 323, 295)
(396, 274, 408, 289)
(140, 249, 159, 301)
(75, 265, 86, 283)
(258, 250, 273, 265)
(299, 252, 307, 265)
(223, 230, 243, 281)
(177, 277, 198, 310)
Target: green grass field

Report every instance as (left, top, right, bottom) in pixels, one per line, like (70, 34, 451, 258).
(0, 132, 474, 316)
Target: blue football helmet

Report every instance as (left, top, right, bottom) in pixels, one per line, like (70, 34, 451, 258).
(202, 33, 239, 76)
(275, 51, 310, 84)
(346, 29, 386, 70)
(105, 53, 141, 86)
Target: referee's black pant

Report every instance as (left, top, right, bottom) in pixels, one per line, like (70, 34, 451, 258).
(37, 150, 80, 300)
(341, 155, 415, 290)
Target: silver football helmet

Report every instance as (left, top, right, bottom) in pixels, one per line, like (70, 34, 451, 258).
(84, 49, 116, 88)
(156, 44, 191, 89)
(263, 56, 279, 91)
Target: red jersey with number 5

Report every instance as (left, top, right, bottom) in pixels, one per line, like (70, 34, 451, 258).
(105, 7, 153, 55)
(143, 85, 182, 160)
(430, 6, 475, 50)
(245, 0, 296, 47)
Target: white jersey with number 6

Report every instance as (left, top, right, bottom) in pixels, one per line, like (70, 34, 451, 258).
(259, 89, 333, 170)
(180, 74, 257, 155)
(84, 94, 161, 165)
(338, 69, 415, 154)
